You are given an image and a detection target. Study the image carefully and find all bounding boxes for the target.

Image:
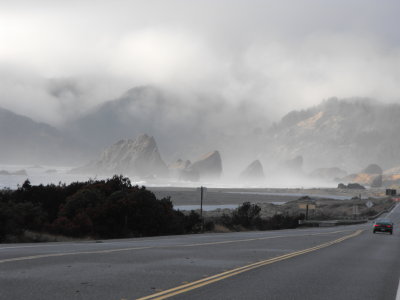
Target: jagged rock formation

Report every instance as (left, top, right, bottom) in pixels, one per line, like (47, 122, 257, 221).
(342, 173, 376, 186)
(168, 159, 198, 181)
(168, 151, 223, 181)
(74, 134, 168, 178)
(362, 164, 383, 174)
(309, 167, 347, 181)
(189, 151, 223, 179)
(342, 163, 384, 186)
(345, 164, 400, 187)
(169, 159, 191, 171)
(359, 164, 383, 187)
(381, 166, 400, 187)
(67, 86, 270, 164)
(6, 89, 400, 176)
(371, 175, 383, 187)
(337, 183, 366, 190)
(240, 160, 265, 180)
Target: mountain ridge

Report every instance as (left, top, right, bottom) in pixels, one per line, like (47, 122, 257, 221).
(0, 107, 86, 165)
(3, 89, 400, 174)
(265, 97, 400, 172)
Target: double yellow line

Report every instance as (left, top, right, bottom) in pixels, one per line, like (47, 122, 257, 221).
(138, 229, 363, 300)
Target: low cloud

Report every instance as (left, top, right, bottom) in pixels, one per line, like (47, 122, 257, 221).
(1, 1, 400, 125)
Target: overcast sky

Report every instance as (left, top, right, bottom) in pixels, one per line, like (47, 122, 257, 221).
(1, 0, 400, 125)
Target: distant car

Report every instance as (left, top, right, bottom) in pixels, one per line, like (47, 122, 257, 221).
(373, 219, 393, 234)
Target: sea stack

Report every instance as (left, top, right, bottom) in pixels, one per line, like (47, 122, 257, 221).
(189, 150, 223, 179)
(74, 134, 168, 178)
(240, 160, 265, 180)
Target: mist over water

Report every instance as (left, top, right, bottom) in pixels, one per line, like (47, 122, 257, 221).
(0, 163, 338, 191)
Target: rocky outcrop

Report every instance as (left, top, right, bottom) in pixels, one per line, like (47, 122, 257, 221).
(67, 86, 271, 165)
(74, 134, 168, 178)
(381, 166, 400, 187)
(337, 183, 366, 190)
(342, 163, 384, 186)
(240, 160, 265, 180)
(362, 164, 383, 175)
(168, 151, 223, 181)
(189, 151, 223, 179)
(342, 173, 377, 186)
(169, 159, 191, 171)
(371, 175, 383, 187)
(309, 167, 347, 181)
(168, 159, 199, 181)
(266, 98, 400, 172)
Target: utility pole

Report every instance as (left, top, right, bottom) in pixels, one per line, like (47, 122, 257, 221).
(200, 186, 204, 232)
(197, 186, 207, 232)
(305, 204, 309, 221)
(352, 204, 359, 219)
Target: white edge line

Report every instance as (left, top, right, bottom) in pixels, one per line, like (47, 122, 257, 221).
(387, 203, 399, 218)
(0, 229, 352, 251)
(396, 278, 400, 300)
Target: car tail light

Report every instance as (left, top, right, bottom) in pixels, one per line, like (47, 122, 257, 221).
(387, 225, 392, 228)
(374, 224, 379, 226)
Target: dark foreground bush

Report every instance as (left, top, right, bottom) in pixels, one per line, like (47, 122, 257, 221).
(0, 177, 303, 242)
(0, 176, 202, 241)
(218, 202, 303, 231)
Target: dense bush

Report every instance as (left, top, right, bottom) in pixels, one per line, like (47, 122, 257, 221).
(0, 175, 202, 241)
(0, 176, 302, 242)
(220, 202, 302, 231)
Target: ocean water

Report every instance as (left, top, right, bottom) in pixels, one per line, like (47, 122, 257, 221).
(0, 164, 108, 189)
(0, 164, 267, 190)
(0, 164, 236, 190)
(0, 164, 337, 191)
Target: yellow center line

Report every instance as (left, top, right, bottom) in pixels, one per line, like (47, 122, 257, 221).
(137, 229, 364, 300)
(0, 229, 355, 264)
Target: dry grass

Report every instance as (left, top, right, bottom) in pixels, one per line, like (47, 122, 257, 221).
(211, 224, 231, 233)
(4, 231, 90, 243)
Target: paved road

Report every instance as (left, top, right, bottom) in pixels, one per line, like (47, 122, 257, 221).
(1, 204, 399, 300)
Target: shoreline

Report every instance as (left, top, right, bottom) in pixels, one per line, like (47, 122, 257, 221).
(151, 186, 386, 207)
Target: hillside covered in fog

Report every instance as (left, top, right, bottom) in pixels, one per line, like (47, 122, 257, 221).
(0, 107, 84, 165)
(2, 88, 400, 177)
(265, 98, 400, 172)
(65, 86, 269, 168)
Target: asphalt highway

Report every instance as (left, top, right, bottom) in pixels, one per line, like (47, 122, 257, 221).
(1, 204, 399, 300)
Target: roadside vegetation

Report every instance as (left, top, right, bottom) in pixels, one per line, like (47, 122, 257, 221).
(0, 176, 303, 243)
(214, 202, 302, 231)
